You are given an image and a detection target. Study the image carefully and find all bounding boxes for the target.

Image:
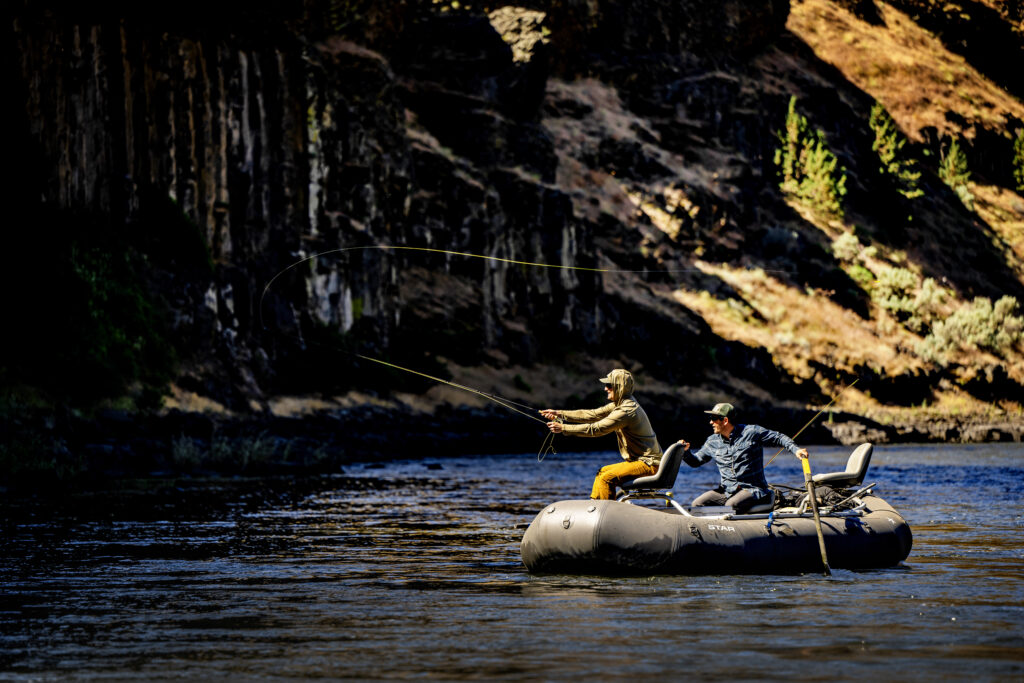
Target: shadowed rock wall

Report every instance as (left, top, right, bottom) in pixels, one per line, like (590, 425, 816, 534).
(10, 2, 635, 408)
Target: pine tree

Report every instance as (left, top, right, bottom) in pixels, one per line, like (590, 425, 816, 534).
(774, 96, 848, 219)
(939, 137, 973, 209)
(869, 102, 923, 199)
(1013, 130, 1024, 193)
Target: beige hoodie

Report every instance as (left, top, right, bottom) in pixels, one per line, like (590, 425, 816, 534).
(559, 369, 663, 466)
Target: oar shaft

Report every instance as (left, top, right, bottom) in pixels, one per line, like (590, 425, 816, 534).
(801, 456, 832, 576)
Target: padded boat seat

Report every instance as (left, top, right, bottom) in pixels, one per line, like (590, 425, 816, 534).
(620, 442, 685, 495)
(812, 443, 873, 489)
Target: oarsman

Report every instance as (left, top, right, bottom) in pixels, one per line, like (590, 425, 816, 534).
(678, 402, 809, 513)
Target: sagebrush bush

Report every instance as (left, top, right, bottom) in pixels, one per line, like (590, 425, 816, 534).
(917, 295, 1024, 362)
(774, 96, 848, 219)
(832, 231, 862, 261)
(910, 277, 947, 331)
(870, 268, 947, 333)
(872, 266, 917, 320)
(900, 277, 948, 333)
(870, 102, 923, 199)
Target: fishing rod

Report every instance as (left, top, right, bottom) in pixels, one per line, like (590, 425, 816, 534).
(350, 352, 546, 425)
(361, 354, 565, 462)
(267, 316, 562, 458)
(765, 378, 859, 467)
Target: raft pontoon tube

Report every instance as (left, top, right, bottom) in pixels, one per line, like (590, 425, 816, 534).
(520, 443, 912, 575)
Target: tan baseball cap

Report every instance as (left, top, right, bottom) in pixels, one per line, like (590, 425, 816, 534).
(599, 369, 631, 384)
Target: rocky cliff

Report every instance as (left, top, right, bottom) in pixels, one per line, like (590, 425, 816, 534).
(5, 0, 1024, 477)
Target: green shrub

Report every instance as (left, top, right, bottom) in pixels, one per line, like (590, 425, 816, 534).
(774, 96, 848, 219)
(67, 245, 177, 404)
(171, 432, 283, 472)
(870, 267, 948, 332)
(3, 202, 185, 410)
(905, 277, 948, 333)
(234, 432, 281, 469)
(847, 264, 875, 288)
(327, 0, 371, 33)
(872, 266, 918, 321)
(939, 137, 973, 209)
(171, 434, 204, 469)
(917, 295, 1024, 362)
(869, 102, 923, 199)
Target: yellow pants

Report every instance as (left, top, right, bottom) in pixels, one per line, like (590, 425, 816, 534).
(591, 460, 658, 500)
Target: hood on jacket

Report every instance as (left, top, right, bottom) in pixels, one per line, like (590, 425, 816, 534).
(600, 368, 634, 406)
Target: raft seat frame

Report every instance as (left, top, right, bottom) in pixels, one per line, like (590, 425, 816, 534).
(617, 443, 879, 522)
(617, 442, 688, 512)
(619, 484, 878, 521)
(617, 495, 871, 520)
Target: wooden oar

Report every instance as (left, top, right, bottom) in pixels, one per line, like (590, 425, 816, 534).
(800, 455, 832, 576)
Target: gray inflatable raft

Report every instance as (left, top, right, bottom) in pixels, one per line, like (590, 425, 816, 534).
(520, 490, 912, 575)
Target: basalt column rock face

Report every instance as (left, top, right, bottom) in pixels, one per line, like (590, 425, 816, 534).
(11, 7, 415, 405)
(9, 3, 604, 405)
(388, 6, 601, 363)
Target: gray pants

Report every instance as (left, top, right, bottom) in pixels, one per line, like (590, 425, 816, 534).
(692, 488, 761, 513)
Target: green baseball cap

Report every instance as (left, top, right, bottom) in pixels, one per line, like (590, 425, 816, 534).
(704, 402, 735, 418)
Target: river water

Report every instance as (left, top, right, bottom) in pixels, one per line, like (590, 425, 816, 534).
(2, 443, 1022, 680)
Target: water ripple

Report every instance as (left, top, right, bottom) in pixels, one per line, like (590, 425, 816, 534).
(1, 445, 1023, 680)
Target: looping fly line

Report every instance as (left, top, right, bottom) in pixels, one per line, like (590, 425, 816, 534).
(258, 243, 737, 328)
(259, 246, 589, 434)
(257, 244, 797, 459)
(257, 244, 705, 423)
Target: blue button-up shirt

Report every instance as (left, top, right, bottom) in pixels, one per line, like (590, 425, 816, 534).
(682, 424, 800, 497)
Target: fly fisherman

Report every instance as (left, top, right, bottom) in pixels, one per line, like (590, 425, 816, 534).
(540, 369, 663, 500)
(678, 402, 809, 513)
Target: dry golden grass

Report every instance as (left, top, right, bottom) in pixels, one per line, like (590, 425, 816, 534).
(668, 261, 924, 407)
(787, 0, 1024, 140)
(973, 182, 1024, 266)
(164, 383, 232, 415)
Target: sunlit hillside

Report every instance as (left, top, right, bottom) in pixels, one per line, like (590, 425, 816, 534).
(438, 0, 1019, 440)
(766, 0, 1024, 424)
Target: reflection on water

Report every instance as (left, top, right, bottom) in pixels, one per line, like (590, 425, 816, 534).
(2, 444, 1023, 680)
